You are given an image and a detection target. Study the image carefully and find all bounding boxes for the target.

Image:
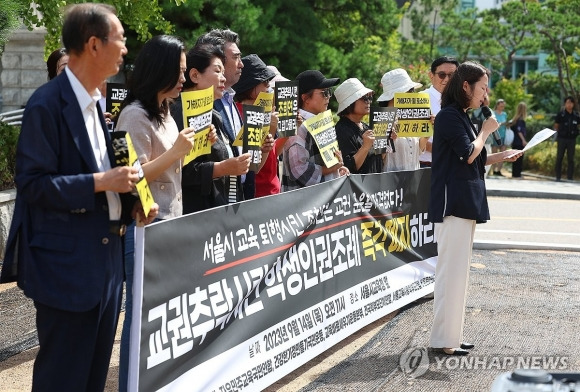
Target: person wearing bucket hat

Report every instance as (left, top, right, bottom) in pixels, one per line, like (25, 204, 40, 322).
(377, 68, 429, 172)
(232, 54, 280, 197)
(334, 78, 383, 174)
(282, 70, 348, 191)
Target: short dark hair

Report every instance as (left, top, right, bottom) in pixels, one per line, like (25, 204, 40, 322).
(441, 61, 489, 109)
(338, 101, 357, 116)
(122, 35, 185, 125)
(431, 56, 460, 73)
(183, 43, 226, 90)
(564, 96, 575, 104)
(196, 29, 239, 47)
(62, 3, 115, 55)
(46, 48, 67, 80)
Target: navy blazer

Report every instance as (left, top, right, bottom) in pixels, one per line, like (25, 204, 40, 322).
(428, 104, 489, 224)
(0, 72, 135, 311)
(213, 98, 241, 148)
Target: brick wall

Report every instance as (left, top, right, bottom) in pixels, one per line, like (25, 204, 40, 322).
(1, 27, 47, 112)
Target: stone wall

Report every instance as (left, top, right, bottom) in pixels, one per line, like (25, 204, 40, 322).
(1, 27, 47, 112)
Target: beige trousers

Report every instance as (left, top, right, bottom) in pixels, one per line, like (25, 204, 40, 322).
(430, 215, 476, 348)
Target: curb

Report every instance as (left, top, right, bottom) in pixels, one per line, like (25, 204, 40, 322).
(486, 189, 580, 201)
(474, 240, 580, 253)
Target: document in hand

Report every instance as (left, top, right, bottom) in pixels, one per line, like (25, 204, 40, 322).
(505, 128, 556, 158)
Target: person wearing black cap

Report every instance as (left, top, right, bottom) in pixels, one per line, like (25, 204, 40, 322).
(232, 54, 280, 197)
(282, 70, 348, 191)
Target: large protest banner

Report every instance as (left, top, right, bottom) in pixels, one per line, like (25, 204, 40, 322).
(130, 169, 437, 391)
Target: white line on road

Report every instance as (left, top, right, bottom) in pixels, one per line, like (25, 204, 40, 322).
(476, 229, 580, 236)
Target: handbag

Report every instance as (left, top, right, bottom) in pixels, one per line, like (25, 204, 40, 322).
(504, 127, 515, 146)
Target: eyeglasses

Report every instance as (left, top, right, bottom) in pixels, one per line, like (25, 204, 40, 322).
(359, 94, 373, 103)
(103, 36, 127, 45)
(317, 88, 332, 98)
(435, 71, 454, 80)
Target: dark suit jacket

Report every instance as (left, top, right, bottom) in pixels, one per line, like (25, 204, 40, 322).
(0, 72, 135, 312)
(428, 103, 489, 224)
(214, 97, 255, 199)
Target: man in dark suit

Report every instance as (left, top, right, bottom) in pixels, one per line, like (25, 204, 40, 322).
(0, 4, 158, 391)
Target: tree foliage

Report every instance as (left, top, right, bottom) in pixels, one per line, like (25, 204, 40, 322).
(0, 0, 25, 53)
(162, 0, 404, 94)
(14, 0, 185, 57)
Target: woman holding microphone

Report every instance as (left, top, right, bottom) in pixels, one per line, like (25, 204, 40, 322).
(429, 61, 522, 356)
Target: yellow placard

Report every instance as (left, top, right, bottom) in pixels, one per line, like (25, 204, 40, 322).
(393, 92, 433, 137)
(303, 110, 339, 168)
(125, 133, 155, 217)
(182, 87, 214, 165)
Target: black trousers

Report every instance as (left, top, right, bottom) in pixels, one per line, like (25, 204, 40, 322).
(32, 285, 122, 392)
(555, 138, 576, 180)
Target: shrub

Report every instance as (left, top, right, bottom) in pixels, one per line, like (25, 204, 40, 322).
(0, 122, 19, 191)
(525, 138, 580, 179)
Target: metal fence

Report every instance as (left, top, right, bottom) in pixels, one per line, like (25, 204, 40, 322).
(0, 109, 24, 126)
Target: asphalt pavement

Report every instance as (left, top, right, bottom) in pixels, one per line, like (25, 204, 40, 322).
(1, 172, 579, 392)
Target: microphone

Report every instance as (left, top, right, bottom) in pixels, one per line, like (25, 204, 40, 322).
(481, 106, 501, 145)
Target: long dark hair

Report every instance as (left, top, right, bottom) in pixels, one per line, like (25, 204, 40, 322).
(441, 61, 489, 109)
(183, 43, 225, 89)
(122, 35, 185, 125)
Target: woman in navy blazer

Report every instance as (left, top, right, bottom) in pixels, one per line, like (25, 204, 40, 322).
(428, 61, 522, 356)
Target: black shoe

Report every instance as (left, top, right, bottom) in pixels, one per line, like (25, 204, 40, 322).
(496, 171, 505, 177)
(433, 348, 469, 356)
(460, 342, 475, 350)
(438, 347, 469, 356)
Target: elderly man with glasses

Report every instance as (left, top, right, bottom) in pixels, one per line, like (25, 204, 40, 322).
(419, 56, 460, 168)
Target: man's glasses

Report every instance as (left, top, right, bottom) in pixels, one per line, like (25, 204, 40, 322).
(360, 94, 373, 103)
(103, 36, 127, 45)
(435, 71, 454, 80)
(317, 89, 332, 98)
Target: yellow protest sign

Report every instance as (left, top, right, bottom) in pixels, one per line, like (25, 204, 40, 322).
(393, 92, 433, 137)
(181, 87, 214, 165)
(303, 110, 340, 168)
(111, 131, 155, 217)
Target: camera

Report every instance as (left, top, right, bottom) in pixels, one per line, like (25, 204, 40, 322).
(491, 369, 579, 391)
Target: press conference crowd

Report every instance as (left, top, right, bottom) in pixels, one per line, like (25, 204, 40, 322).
(0, 3, 577, 391)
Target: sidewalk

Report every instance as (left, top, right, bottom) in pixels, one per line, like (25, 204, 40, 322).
(485, 171, 580, 201)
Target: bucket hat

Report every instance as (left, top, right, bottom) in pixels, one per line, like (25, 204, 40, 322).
(377, 68, 423, 102)
(335, 78, 373, 114)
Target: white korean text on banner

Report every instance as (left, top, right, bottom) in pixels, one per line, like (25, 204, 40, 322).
(242, 104, 265, 172)
(131, 170, 437, 392)
(106, 82, 128, 119)
(274, 80, 299, 137)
